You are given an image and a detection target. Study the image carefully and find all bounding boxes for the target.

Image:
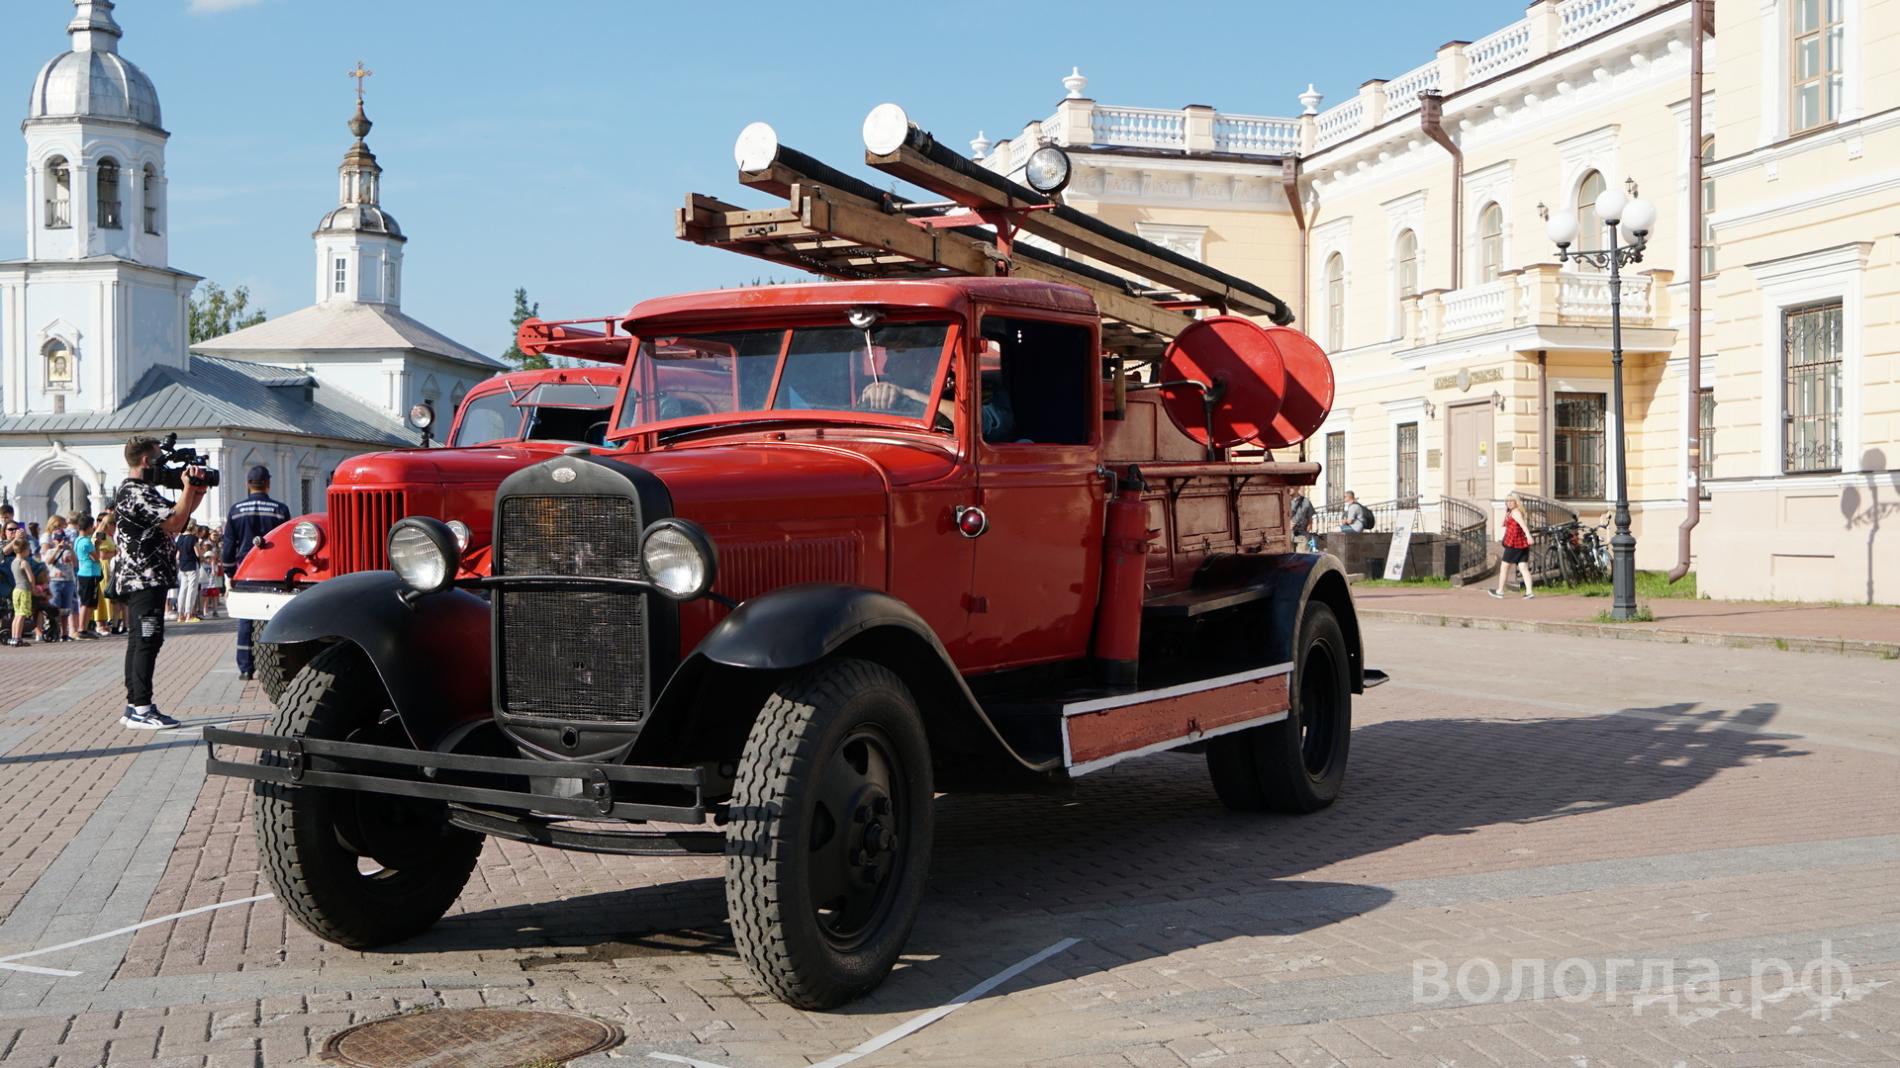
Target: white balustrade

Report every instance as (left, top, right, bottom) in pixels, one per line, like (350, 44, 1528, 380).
(1558, 270, 1651, 323)
(1382, 61, 1441, 119)
(1313, 98, 1365, 148)
(1465, 19, 1535, 82)
(1089, 105, 1186, 150)
(1212, 114, 1301, 155)
(1440, 279, 1512, 336)
(1558, 0, 1646, 46)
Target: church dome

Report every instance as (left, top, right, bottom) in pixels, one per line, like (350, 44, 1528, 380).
(317, 203, 403, 238)
(25, 2, 162, 132)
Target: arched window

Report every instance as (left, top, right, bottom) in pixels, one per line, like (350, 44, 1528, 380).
(450, 382, 469, 412)
(96, 158, 122, 230)
(1575, 170, 1607, 261)
(1477, 203, 1504, 283)
(44, 156, 72, 228)
(43, 339, 74, 389)
(1395, 229, 1418, 328)
(142, 164, 160, 235)
(1324, 254, 1345, 351)
(1700, 137, 1716, 275)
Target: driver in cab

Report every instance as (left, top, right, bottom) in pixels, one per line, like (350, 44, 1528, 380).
(858, 350, 1013, 439)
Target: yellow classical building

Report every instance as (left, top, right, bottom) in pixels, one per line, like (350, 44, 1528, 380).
(978, 0, 1899, 604)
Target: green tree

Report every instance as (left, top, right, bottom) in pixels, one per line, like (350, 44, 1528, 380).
(501, 287, 548, 370)
(188, 282, 267, 343)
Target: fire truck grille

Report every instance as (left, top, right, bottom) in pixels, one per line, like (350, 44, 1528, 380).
(328, 488, 407, 574)
(496, 495, 647, 723)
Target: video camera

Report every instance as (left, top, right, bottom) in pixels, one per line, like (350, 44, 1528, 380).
(146, 432, 221, 490)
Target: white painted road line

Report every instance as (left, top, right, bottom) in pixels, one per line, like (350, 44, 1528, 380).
(647, 1053, 738, 1068)
(0, 961, 81, 977)
(0, 893, 275, 976)
(808, 938, 1082, 1068)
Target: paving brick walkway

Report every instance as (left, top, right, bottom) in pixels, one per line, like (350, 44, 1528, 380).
(0, 618, 1894, 1066)
(1354, 584, 1900, 656)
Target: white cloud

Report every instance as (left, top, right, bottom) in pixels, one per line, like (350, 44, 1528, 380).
(187, 0, 265, 13)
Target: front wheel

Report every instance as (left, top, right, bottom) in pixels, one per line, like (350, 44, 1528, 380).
(1206, 602, 1353, 814)
(255, 643, 483, 949)
(725, 658, 934, 1009)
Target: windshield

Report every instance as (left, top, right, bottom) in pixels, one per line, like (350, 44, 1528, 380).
(614, 321, 953, 435)
(451, 387, 615, 447)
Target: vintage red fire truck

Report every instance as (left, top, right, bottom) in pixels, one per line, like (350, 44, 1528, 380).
(231, 344, 626, 697)
(207, 109, 1382, 1009)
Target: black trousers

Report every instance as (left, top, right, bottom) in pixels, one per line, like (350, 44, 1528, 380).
(236, 617, 254, 674)
(123, 586, 168, 706)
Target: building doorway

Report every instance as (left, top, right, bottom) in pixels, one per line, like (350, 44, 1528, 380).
(1446, 402, 1494, 502)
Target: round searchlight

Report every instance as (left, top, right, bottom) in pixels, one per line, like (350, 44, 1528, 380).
(290, 519, 323, 557)
(388, 517, 460, 595)
(734, 121, 780, 173)
(1023, 145, 1073, 195)
(641, 519, 718, 600)
(862, 103, 912, 156)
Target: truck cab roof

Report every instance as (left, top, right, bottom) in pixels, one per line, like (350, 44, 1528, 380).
(622, 278, 1098, 333)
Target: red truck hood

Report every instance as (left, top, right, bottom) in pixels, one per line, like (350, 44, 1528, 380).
(632, 440, 911, 523)
(334, 442, 585, 487)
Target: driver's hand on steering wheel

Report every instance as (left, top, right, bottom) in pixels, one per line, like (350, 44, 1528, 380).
(859, 380, 914, 411)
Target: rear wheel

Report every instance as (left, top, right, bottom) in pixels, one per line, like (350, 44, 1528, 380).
(725, 658, 933, 1009)
(255, 643, 483, 948)
(1206, 602, 1353, 814)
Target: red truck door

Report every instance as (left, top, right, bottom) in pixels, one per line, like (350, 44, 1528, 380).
(963, 315, 1104, 670)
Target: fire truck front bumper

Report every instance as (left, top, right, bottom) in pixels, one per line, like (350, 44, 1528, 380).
(227, 581, 312, 623)
(202, 726, 709, 825)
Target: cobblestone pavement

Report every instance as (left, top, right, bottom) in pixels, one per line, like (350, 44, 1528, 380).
(0, 618, 1894, 1066)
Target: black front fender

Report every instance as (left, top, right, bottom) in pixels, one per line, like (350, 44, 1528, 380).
(636, 584, 1057, 788)
(259, 570, 492, 749)
(1192, 553, 1368, 692)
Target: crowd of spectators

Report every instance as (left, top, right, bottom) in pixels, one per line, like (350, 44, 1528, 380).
(1, 501, 225, 649)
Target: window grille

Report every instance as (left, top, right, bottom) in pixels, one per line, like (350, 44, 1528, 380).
(1396, 422, 1419, 507)
(1325, 432, 1346, 506)
(334, 258, 348, 294)
(1697, 386, 1716, 497)
(1783, 302, 1842, 473)
(97, 160, 122, 230)
(1699, 139, 1716, 274)
(1553, 392, 1606, 499)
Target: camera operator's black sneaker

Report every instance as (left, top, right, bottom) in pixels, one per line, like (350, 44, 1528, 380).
(122, 705, 181, 730)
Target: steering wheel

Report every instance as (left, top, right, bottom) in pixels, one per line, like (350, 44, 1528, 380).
(657, 395, 713, 421)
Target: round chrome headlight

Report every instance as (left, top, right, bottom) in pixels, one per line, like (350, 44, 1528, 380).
(640, 519, 718, 600)
(1024, 145, 1073, 195)
(290, 520, 323, 556)
(446, 520, 473, 554)
(387, 517, 459, 594)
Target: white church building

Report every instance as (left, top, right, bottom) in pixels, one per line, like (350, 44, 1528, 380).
(0, 1, 499, 525)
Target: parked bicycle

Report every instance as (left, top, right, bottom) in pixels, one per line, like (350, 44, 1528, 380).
(1537, 518, 1612, 585)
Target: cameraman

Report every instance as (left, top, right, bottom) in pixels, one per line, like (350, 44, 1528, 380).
(113, 435, 209, 730)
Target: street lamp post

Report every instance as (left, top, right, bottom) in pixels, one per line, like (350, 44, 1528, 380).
(1541, 181, 1657, 622)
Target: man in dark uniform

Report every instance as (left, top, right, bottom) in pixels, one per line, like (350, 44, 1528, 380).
(222, 465, 291, 680)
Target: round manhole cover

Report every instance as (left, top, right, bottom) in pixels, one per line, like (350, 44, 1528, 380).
(320, 1007, 623, 1068)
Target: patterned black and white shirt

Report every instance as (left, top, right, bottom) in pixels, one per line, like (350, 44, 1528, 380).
(113, 479, 181, 595)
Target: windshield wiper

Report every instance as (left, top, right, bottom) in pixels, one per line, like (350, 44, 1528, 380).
(655, 415, 831, 444)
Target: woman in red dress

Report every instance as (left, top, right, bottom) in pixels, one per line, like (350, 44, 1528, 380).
(1489, 494, 1535, 599)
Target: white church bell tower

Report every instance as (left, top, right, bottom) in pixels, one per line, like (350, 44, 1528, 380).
(2, 0, 196, 417)
(313, 64, 406, 308)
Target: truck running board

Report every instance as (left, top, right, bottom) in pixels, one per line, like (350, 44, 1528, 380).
(986, 662, 1296, 779)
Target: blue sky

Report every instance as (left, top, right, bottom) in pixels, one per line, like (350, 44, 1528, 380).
(2, 0, 1523, 356)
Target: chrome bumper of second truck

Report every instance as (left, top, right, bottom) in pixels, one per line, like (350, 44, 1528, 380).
(227, 581, 310, 622)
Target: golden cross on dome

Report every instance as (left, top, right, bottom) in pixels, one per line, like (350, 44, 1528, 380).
(348, 61, 373, 103)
